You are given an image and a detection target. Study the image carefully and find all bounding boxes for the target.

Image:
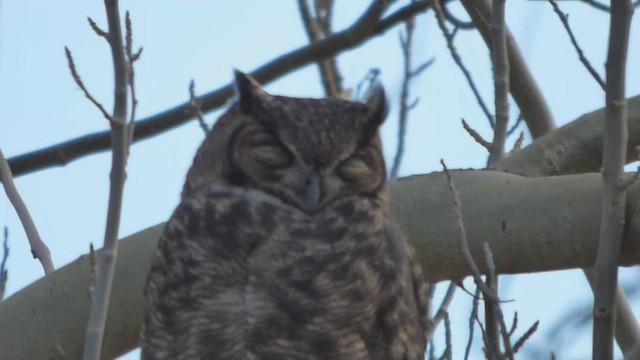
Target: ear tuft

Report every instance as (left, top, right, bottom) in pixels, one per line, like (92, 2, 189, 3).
(364, 82, 388, 127)
(233, 70, 267, 114)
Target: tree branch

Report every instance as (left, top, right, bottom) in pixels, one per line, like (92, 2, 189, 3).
(488, 0, 509, 165)
(82, 1, 133, 358)
(460, 0, 556, 138)
(390, 16, 422, 179)
(548, 0, 606, 90)
(494, 95, 640, 176)
(6, 0, 433, 177)
(297, 0, 344, 98)
(434, 0, 494, 128)
(592, 1, 634, 358)
(0, 147, 54, 274)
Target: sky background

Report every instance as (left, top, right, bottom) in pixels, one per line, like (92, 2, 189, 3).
(1, 1, 639, 359)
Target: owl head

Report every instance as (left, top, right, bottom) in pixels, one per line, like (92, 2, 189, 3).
(183, 71, 389, 214)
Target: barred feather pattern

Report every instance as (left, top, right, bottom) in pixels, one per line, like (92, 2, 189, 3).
(141, 186, 427, 360)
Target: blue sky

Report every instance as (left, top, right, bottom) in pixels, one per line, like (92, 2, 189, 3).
(1, 1, 639, 359)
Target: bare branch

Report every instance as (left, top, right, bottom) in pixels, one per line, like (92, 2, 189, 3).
(482, 242, 504, 360)
(437, 312, 452, 360)
(0, 147, 54, 274)
(440, 161, 497, 300)
(410, 57, 435, 77)
(592, 1, 634, 358)
(460, 0, 556, 138)
(390, 16, 418, 179)
(583, 269, 640, 357)
(463, 286, 481, 360)
(87, 17, 108, 40)
(434, 0, 494, 128)
(509, 132, 525, 153)
(124, 11, 139, 139)
(426, 281, 457, 342)
(297, 0, 344, 97)
(506, 112, 523, 136)
(488, 0, 509, 166)
(189, 80, 209, 135)
(7, 0, 432, 177)
(462, 118, 491, 151)
(581, 0, 611, 11)
(83, 0, 134, 358)
(64, 47, 113, 122)
(512, 320, 540, 354)
(548, 0, 606, 90)
(442, 0, 475, 29)
(508, 312, 518, 338)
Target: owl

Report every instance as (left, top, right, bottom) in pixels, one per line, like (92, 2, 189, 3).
(140, 71, 428, 360)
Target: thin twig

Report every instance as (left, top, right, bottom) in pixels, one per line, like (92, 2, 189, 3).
(476, 315, 491, 359)
(464, 286, 481, 360)
(440, 160, 497, 300)
(434, 0, 494, 128)
(506, 112, 523, 136)
(438, 313, 453, 360)
(426, 281, 457, 342)
(189, 80, 209, 135)
(508, 312, 518, 338)
(442, 0, 475, 29)
(462, 119, 491, 151)
(483, 242, 503, 360)
(592, 1, 634, 359)
(0, 147, 54, 274)
(297, 0, 343, 97)
(548, 0, 606, 90)
(8, 0, 432, 177)
(460, 0, 556, 138)
(488, 0, 509, 166)
(124, 11, 141, 128)
(65, 47, 113, 123)
(581, 0, 611, 11)
(87, 17, 108, 40)
(510, 131, 525, 153)
(82, 0, 134, 358)
(390, 16, 417, 179)
(411, 57, 435, 78)
(512, 320, 539, 354)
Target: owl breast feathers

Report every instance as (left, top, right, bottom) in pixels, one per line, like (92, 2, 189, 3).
(141, 71, 428, 360)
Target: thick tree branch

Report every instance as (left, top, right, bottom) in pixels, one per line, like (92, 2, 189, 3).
(6, 0, 433, 177)
(4, 171, 640, 359)
(495, 95, 640, 176)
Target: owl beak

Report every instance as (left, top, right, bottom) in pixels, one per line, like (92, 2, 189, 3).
(303, 173, 321, 212)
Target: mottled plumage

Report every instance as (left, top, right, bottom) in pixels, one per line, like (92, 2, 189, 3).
(141, 71, 428, 359)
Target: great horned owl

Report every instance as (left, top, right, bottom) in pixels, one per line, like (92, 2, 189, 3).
(141, 71, 428, 359)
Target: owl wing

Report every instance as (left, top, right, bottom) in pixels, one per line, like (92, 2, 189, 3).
(141, 188, 265, 360)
